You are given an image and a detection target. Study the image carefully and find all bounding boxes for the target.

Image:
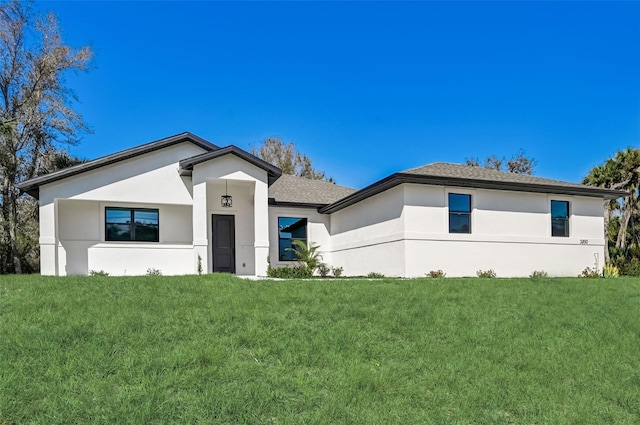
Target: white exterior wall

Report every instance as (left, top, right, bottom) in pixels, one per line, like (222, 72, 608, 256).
(329, 186, 406, 277)
(328, 183, 606, 277)
(38, 142, 274, 277)
(34, 137, 608, 279)
(39, 142, 206, 276)
(206, 180, 256, 275)
(39, 143, 202, 276)
(192, 155, 270, 276)
(55, 200, 193, 276)
(268, 206, 331, 268)
(403, 184, 604, 277)
(39, 142, 204, 204)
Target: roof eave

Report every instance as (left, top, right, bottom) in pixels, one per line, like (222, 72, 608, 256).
(320, 173, 629, 214)
(268, 199, 328, 209)
(17, 132, 219, 197)
(179, 146, 282, 186)
(320, 174, 403, 214)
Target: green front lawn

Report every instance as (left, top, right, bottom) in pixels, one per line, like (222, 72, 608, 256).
(1, 275, 639, 424)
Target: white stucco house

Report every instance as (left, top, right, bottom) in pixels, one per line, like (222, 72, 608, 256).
(18, 132, 624, 277)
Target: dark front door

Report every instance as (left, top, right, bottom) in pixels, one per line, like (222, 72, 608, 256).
(212, 214, 235, 273)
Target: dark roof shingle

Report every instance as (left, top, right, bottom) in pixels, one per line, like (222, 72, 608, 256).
(320, 162, 628, 214)
(268, 174, 356, 206)
(403, 162, 592, 190)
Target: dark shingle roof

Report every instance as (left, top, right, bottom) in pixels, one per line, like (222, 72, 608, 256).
(319, 162, 628, 214)
(403, 162, 592, 190)
(268, 174, 357, 207)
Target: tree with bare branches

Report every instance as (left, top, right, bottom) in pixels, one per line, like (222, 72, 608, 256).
(465, 150, 536, 175)
(0, 1, 92, 273)
(251, 137, 332, 182)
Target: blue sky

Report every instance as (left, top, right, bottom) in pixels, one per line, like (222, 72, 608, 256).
(43, 1, 639, 189)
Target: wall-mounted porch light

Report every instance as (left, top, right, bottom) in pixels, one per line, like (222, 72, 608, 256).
(221, 180, 232, 208)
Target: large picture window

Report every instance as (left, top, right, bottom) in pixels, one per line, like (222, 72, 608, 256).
(105, 207, 159, 242)
(449, 193, 471, 234)
(551, 200, 569, 237)
(278, 217, 307, 261)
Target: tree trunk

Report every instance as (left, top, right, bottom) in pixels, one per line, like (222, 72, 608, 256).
(603, 201, 611, 264)
(1, 175, 10, 273)
(1, 172, 21, 274)
(617, 195, 634, 250)
(8, 181, 21, 274)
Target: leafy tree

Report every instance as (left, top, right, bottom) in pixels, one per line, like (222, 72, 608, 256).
(583, 148, 640, 265)
(0, 1, 92, 273)
(251, 137, 332, 181)
(12, 150, 86, 273)
(583, 159, 620, 264)
(466, 150, 536, 175)
(610, 149, 640, 251)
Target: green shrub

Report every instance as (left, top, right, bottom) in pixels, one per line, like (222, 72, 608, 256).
(476, 269, 497, 278)
(331, 266, 343, 278)
(367, 272, 385, 278)
(619, 259, 640, 276)
(286, 240, 322, 275)
(146, 268, 162, 276)
(267, 265, 312, 279)
(603, 264, 619, 278)
(579, 267, 600, 278)
(89, 269, 109, 277)
(529, 270, 548, 279)
(426, 270, 446, 278)
(317, 263, 331, 278)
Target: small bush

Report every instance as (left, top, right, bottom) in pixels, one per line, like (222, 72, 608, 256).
(603, 264, 619, 278)
(89, 269, 109, 277)
(476, 269, 497, 278)
(619, 259, 640, 276)
(331, 266, 344, 278)
(146, 268, 162, 276)
(285, 240, 322, 275)
(529, 270, 548, 279)
(367, 272, 385, 278)
(317, 263, 331, 278)
(426, 270, 446, 278)
(579, 267, 600, 278)
(267, 265, 312, 279)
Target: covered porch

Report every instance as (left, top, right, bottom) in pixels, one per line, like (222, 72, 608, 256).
(184, 148, 280, 277)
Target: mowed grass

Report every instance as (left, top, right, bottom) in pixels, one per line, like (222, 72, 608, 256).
(1, 275, 639, 424)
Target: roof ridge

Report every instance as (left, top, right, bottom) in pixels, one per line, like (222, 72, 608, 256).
(269, 173, 357, 206)
(401, 161, 444, 173)
(277, 173, 356, 190)
(402, 161, 592, 187)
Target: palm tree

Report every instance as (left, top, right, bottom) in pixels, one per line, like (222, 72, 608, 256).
(612, 149, 640, 251)
(584, 148, 640, 264)
(286, 240, 322, 275)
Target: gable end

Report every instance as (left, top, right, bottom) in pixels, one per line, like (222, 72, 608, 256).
(17, 132, 219, 198)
